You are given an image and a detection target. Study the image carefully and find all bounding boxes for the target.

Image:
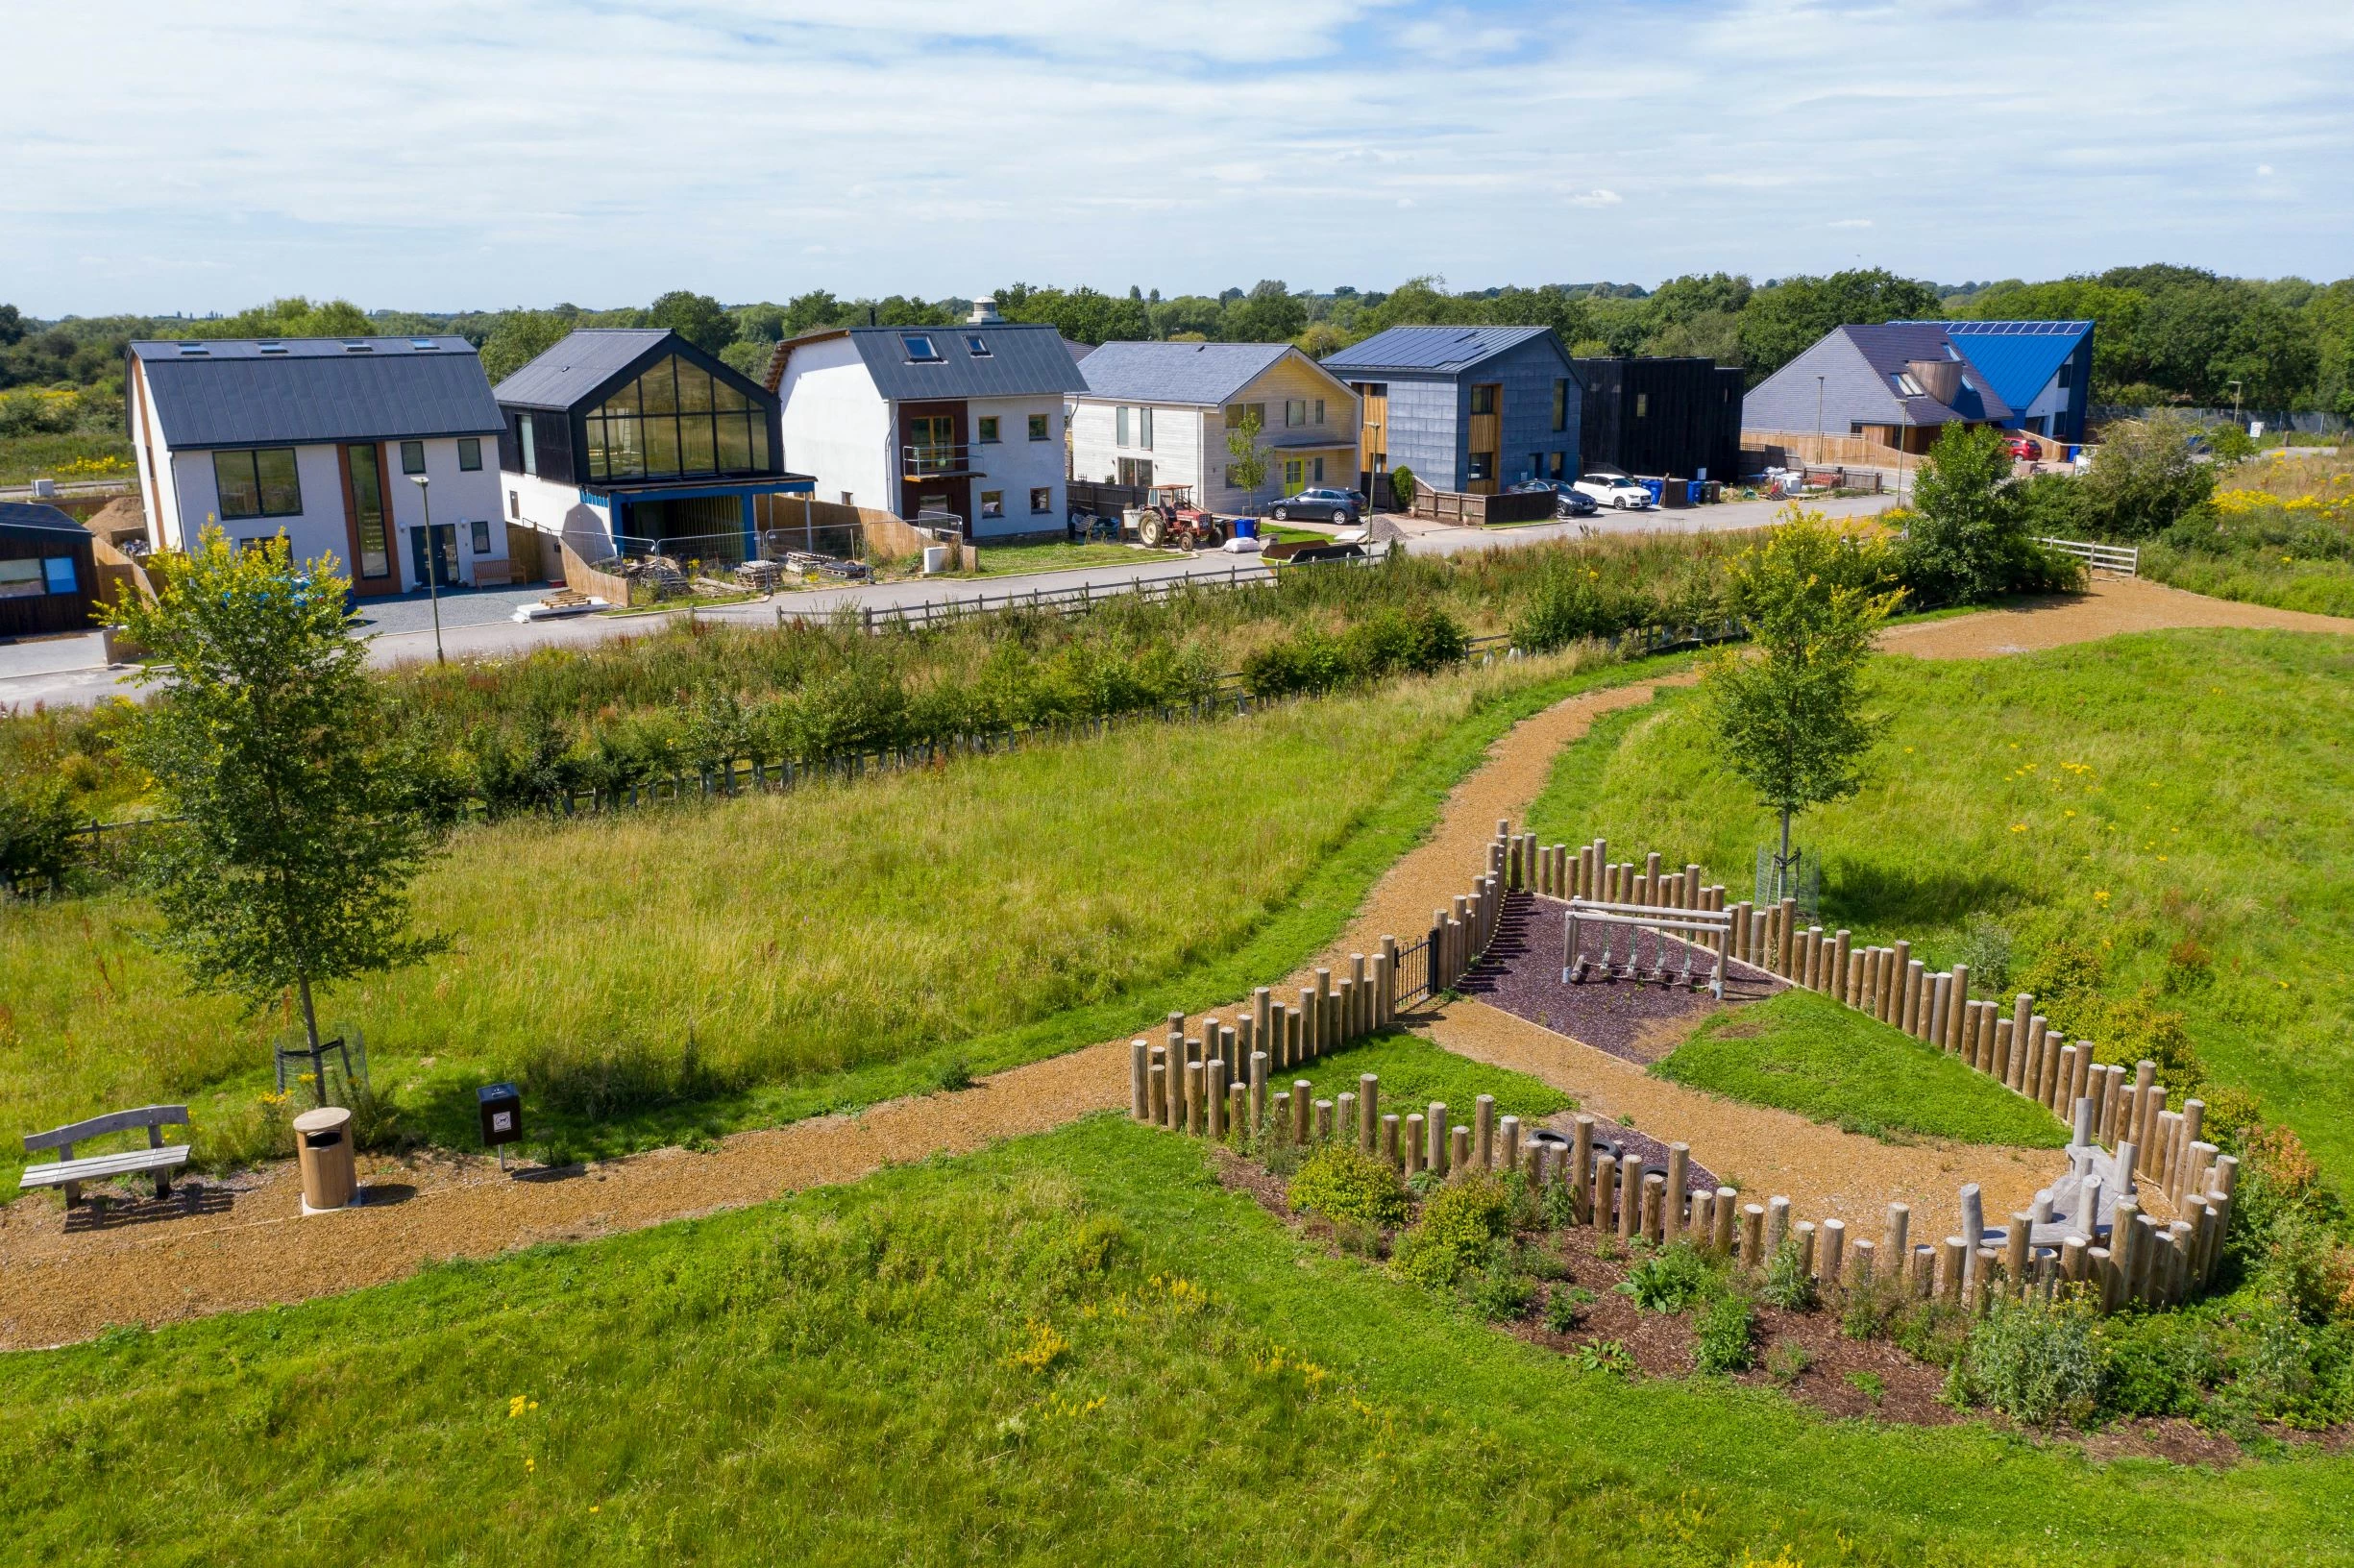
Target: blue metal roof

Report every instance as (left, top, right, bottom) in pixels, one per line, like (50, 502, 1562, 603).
(1901, 320, 2093, 417)
(1321, 324, 1560, 375)
(1841, 325, 2015, 425)
(1079, 341, 1326, 404)
(130, 336, 503, 450)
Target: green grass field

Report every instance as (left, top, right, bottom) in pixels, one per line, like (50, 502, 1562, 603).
(1525, 629, 2354, 1182)
(969, 540, 1160, 576)
(0, 649, 1686, 1187)
(5, 1118, 2345, 1566)
(1660, 989, 2069, 1146)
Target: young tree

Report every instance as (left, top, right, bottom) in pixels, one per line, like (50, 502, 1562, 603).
(1901, 423, 2063, 604)
(110, 532, 447, 1094)
(2079, 412, 2216, 538)
(1700, 513, 1902, 872)
(1225, 405, 1269, 509)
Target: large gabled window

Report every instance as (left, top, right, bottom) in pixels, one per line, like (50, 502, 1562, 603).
(582, 355, 772, 482)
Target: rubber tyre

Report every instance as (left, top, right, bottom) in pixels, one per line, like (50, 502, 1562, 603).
(1272, 506, 1289, 522)
(1332, 509, 1349, 526)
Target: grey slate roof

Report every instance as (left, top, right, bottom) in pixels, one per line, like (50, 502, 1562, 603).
(1321, 324, 1559, 375)
(1076, 341, 1300, 404)
(1840, 325, 2014, 424)
(130, 336, 504, 451)
(0, 502, 90, 539)
(490, 329, 674, 409)
(772, 323, 1089, 402)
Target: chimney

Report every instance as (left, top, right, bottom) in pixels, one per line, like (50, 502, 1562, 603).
(969, 297, 1002, 325)
(1905, 357, 1962, 405)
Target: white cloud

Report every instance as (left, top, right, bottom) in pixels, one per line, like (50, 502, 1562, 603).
(5, 0, 2352, 312)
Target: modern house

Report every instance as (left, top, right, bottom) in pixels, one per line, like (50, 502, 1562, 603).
(1742, 323, 2032, 453)
(125, 335, 509, 595)
(1897, 320, 2096, 443)
(1320, 325, 1580, 496)
(495, 328, 811, 567)
(0, 502, 97, 640)
(1571, 356, 1747, 482)
(766, 306, 1086, 538)
(1070, 341, 1360, 512)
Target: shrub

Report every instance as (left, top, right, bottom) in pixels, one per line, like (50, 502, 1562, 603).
(1391, 1173, 1513, 1289)
(2080, 413, 2217, 540)
(1765, 1342, 1811, 1385)
(1954, 912, 2013, 992)
(1840, 1273, 1910, 1341)
(1287, 1143, 1410, 1231)
(2094, 1308, 2225, 1418)
(1955, 1295, 2099, 1427)
(1389, 464, 1416, 509)
(1544, 1285, 1595, 1333)
(1618, 1240, 1718, 1313)
(1693, 1289, 1756, 1373)
(0, 774, 78, 894)
(1510, 560, 1651, 652)
(1468, 1262, 1536, 1323)
(1756, 1237, 1819, 1311)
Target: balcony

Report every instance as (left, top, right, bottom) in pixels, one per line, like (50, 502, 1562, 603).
(902, 442, 982, 478)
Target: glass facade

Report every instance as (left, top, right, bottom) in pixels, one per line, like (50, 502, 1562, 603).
(583, 355, 772, 482)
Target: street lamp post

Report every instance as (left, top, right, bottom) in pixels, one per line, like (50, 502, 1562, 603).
(410, 474, 444, 666)
(2226, 380, 2244, 432)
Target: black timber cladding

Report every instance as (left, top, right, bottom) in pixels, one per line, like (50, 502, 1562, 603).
(128, 336, 503, 451)
(1571, 356, 1746, 481)
(0, 502, 98, 640)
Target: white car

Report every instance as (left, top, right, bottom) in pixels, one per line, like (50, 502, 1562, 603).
(1573, 475, 1655, 510)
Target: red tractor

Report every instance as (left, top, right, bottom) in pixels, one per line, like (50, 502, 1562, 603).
(1131, 484, 1228, 551)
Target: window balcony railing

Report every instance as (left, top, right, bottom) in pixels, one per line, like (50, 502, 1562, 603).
(902, 442, 980, 478)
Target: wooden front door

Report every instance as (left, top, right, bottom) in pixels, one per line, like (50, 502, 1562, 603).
(1467, 383, 1502, 496)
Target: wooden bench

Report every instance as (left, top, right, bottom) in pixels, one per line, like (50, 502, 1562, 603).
(19, 1105, 191, 1206)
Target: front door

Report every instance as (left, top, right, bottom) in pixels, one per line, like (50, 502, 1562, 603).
(408, 522, 459, 588)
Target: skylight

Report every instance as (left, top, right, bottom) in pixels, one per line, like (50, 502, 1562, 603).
(966, 334, 991, 357)
(410, 338, 439, 350)
(902, 334, 942, 362)
(178, 343, 208, 355)
(1894, 373, 1925, 396)
(343, 340, 373, 353)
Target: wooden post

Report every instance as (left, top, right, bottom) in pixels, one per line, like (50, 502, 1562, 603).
(1861, 946, 1880, 1013)
(1500, 1115, 1522, 1177)
(1360, 1074, 1380, 1153)
(1249, 1051, 1269, 1133)
(1881, 940, 1908, 1020)
(1292, 1080, 1312, 1145)
(1977, 1005, 1998, 1076)
(1382, 1113, 1401, 1166)
(1947, 963, 1970, 1050)
(1336, 979, 1356, 1046)
(1928, 972, 1951, 1048)
(2052, 1043, 2076, 1115)
(1205, 1058, 1226, 1139)
(1794, 1220, 1817, 1279)
(1571, 1115, 1595, 1222)
(1475, 1094, 1496, 1171)
(1741, 1203, 1765, 1266)
(1971, 1248, 1999, 1314)
(1595, 1155, 1619, 1236)
(1778, 897, 1798, 975)
(1184, 1061, 1204, 1136)
(1940, 1237, 1967, 1304)
(1831, 928, 1851, 999)
(1901, 960, 1925, 1036)
(1428, 1102, 1448, 1175)
(1314, 1098, 1336, 1143)
(1450, 1124, 1471, 1177)
(2037, 1019, 2064, 1109)
(1374, 943, 1394, 1029)
(1131, 1039, 1150, 1120)
(1713, 1187, 1737, 1255)
(2005, 1213, 2032, 1298)
(1333, 1090, 1354, 1143)
(1404, 1113, 1424, 1174)
(1253, 986, 1273, 1052)
(1850, 1237, 1875, 1290)
(1884, 1202, 1909, 1269)
(1664, 1143, 1690, 1238)
(1149, 1061, 1168, 1127)
(1640, 1173, 1666, 1243)
(1766, 1195, 1791, 1258)
(1618, 1159, 1642, 1242)
(1229, 1082, 1247, 1136)
(1992, 1017, 2015, 1087)
(1819, 1217, 1845, 1285)
(2011, 993, 2036, 1087)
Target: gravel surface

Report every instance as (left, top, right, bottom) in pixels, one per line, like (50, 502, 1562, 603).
(2, 583, 2256, 1348)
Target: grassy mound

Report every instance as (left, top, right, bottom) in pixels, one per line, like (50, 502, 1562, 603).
(1525, 628, 2354, 1181)
(1658, 989, 2068, 1147)
(0, 650, 1680, 1184)
(3, 1119, 2343, 1564)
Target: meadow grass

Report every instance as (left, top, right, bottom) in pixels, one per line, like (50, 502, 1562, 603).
(1286, 1030, 1575, 1123)
(1658, 989, 2069, 1147)
(1525, 628, 2354, 1182)
(0, 429, 135, 486)
(2141, 453, 2354, 618)
(968, 540, 1158, 576)
(3, 1116, 2345, 1566)
(0, 648, 1689, 1186)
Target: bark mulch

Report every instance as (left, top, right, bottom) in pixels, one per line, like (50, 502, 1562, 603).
(1460, 892, 1782, 1065)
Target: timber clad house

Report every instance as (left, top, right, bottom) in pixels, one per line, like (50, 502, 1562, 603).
(1571, 355, 1747, 483)
(0, 502, 97, 640)
(1070, 342, 1360, 513)
(495, 328, 811, 568)
(126, 335, 509, 594)
(766, 305, 1085, 539)
(1320, 325, 1581, 496)
(1743, 320, 2094, 453)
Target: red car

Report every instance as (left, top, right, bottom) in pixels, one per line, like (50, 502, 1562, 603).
(2005, 435, 2041, 460)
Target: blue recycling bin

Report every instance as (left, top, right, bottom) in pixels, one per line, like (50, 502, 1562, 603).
(1231, 516, 1258, 539)
(1638, 478, 1665, 505)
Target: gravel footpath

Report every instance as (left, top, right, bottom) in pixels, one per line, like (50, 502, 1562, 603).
(3, 577, 2320, 1348)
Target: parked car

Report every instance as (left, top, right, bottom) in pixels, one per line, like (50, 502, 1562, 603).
(1511, 478, 1599, 518)
(1572, 474, 1655, 510)
(2005, 435, 2041, 460)
(1264, 487, 1364, 525)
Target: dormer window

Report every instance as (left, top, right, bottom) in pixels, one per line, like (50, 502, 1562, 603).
(966, 334, 991, 356)
(902, 334, 942, 362)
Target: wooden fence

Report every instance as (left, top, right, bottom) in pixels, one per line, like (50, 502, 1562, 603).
(1408, 483, 1557, 527)
(2038, 536, 2139, 576)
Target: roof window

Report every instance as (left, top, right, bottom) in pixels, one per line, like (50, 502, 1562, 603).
(259, 345, 288, 355)
(343, 340, 373, 353)
(1894, 373, 1925, 397)
(965, 334, 991, 357)
(177, 343, 209, 355)
(409, 338, 439, 350)
(902, 334, 943, 362)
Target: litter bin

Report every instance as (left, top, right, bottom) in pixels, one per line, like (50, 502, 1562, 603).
(1230, 516, 1258, 539)
(293, 1106, 356, 1213)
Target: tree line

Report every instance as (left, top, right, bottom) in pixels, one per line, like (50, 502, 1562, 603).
(7, 259, 2351, 418)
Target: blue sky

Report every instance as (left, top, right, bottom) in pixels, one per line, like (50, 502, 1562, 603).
(9, 0, 2353, 315)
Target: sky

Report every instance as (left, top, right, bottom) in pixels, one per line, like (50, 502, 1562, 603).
(9, 0, 2354, 317)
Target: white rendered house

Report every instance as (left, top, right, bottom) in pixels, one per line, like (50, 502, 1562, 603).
(127, 335, 510, 595)
(767, 306, 1085, 538)
(1071, 341, 1360, 513)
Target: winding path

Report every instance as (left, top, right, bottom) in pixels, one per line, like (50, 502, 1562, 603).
(5, 577, 2348, 1349)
